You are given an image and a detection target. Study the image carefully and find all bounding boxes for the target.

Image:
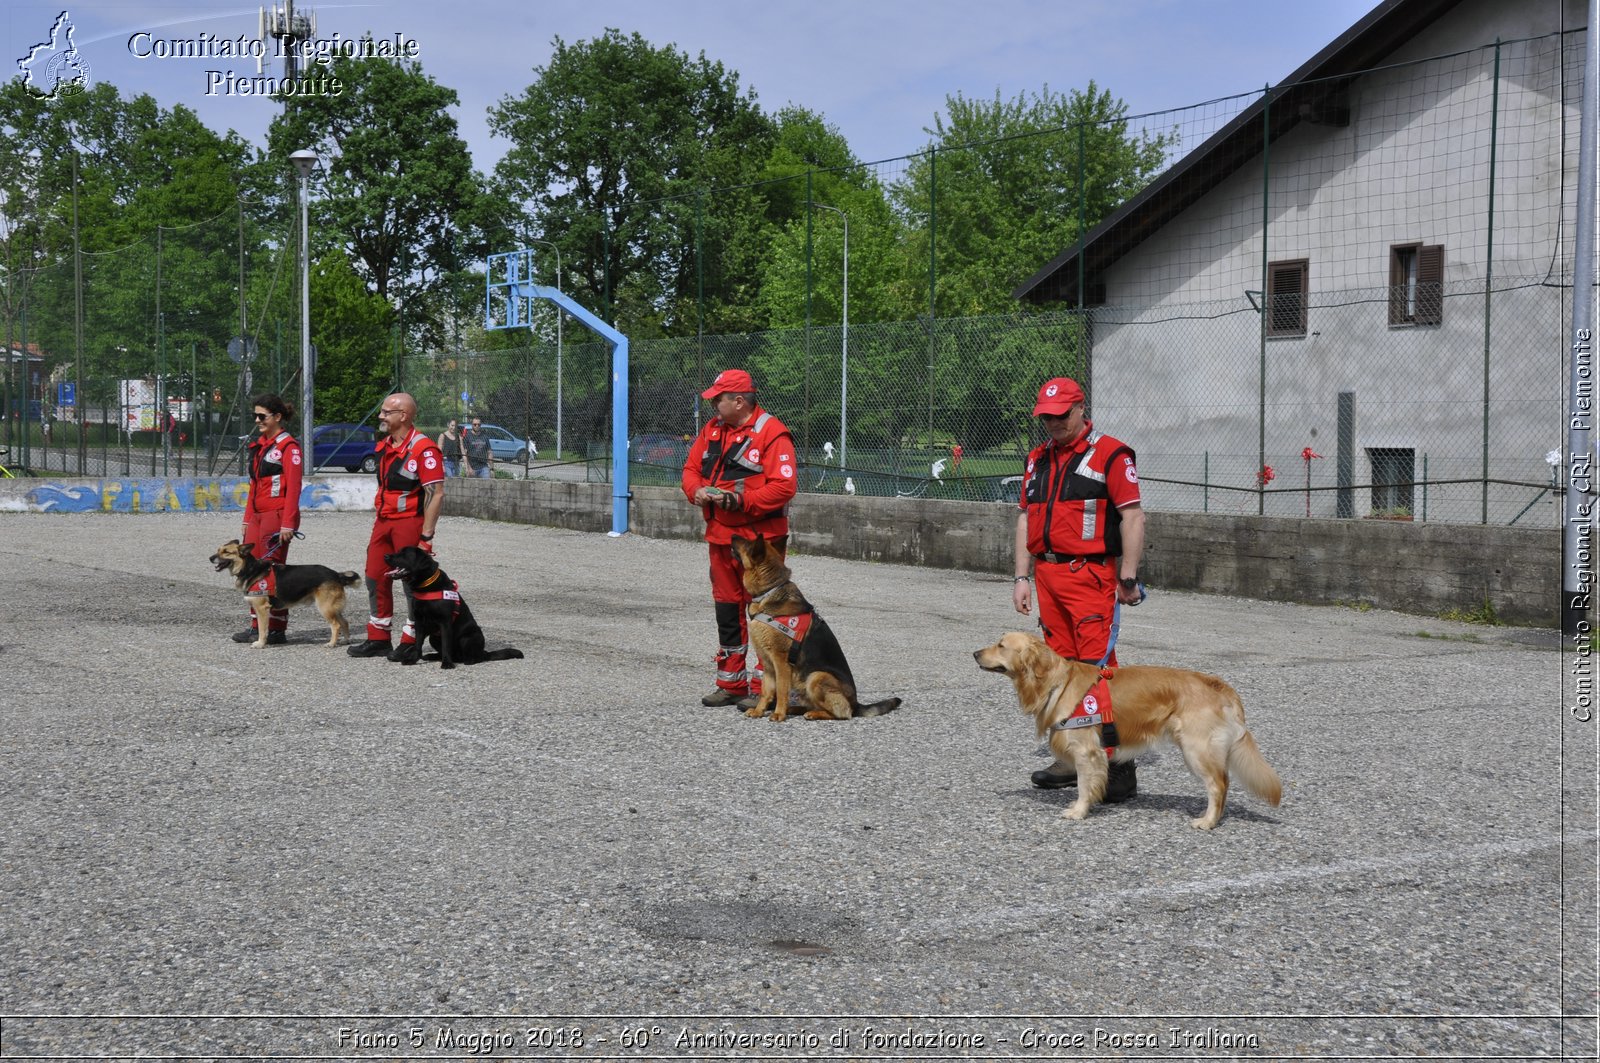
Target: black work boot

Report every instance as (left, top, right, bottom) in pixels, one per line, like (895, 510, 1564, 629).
(1103, 760, 1138, 803)
(229, 628, 258, 643)
(346, 639, 391, 658)
(264, 630, 287, 646)
(1030, 764, 1078, 789)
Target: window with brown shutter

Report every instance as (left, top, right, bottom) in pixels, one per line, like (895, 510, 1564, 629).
(1389, 243, 1444, 326)
(1266, 259, 1308, 338)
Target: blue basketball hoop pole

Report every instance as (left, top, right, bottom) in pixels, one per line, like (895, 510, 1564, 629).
(486, 249, 631, 535)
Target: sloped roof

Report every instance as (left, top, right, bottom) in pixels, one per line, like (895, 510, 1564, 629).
(1014, 0, 1466, 304)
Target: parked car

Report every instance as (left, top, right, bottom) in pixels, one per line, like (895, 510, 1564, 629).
(310, 423, 379, 473)
(631, 433, 689, 466)
(470, 422, 530, 464)
(996, 475, 1023, 504)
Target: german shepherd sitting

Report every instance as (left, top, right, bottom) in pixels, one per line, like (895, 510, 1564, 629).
(382, 546, 525, 669)
(729, 534, 901, 722)
(209, 539, 359, 648)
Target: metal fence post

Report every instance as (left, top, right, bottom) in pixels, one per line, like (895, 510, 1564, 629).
(1483, 39, 1501, 524)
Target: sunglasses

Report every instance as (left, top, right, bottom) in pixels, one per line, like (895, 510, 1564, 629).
(253, 412, 269, 421)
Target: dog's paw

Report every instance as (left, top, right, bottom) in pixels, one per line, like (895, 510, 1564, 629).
(770, 710, 789, 722)
(743, 706, 766, 719)
(251, 641, 268, 649)
(1061, 803, 1091, 821)
(440, 661, 456, 670)
(1188, 815, 1220, 831)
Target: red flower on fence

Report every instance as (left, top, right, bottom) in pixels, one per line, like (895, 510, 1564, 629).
(1256, 464, 1276, 487)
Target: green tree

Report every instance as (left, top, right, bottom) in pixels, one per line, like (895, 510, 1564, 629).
(488, 29, 774, 338)
(266, 53, 487, 323)
(0, 80, 267, 431)
(308, 253, 395, 424)
(896, 81, 1174, 315)
(753, 108, 918, 329)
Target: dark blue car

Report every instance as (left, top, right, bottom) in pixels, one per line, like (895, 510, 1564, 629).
(310, 423, 379, 473)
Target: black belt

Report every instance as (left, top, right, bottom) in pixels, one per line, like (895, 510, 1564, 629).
(1034, 552, 1109, 566)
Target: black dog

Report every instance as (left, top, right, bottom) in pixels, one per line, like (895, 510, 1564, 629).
(382, 546, 524, 668)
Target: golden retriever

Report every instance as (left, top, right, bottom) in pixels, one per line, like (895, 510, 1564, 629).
(974, 632, 1281, 829)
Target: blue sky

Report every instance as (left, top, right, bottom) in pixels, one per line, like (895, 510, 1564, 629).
(8, 0, 1380, 172)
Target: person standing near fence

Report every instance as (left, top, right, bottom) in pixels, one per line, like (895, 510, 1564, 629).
(1012, 376, 1146, 798)
(462, 416, 492, 478)
(681, 368, 799, 707)
(347, 392, 446, 659)
(438, 418, 463, 478)
(233, 393, 303, 645)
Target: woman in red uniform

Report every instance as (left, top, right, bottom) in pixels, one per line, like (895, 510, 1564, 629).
(233, 393, 304, 644)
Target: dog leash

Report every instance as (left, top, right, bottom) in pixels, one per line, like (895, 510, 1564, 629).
(252, 528, 304, 564)
(1097, 581, 1147, 668)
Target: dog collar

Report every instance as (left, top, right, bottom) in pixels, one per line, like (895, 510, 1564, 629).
(748, 581, 788, 611)
(415, 570, 442, 589)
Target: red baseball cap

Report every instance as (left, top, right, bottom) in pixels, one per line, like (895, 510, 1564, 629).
(701, 368, 755, 399)
(1033, 377, 1085, 416)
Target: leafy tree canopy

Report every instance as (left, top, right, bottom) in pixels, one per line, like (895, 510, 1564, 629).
(488, 29, 774, 336)
(897, 81, 1174, 315)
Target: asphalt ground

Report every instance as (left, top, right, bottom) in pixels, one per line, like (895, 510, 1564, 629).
(0, 511, 1594, 1061)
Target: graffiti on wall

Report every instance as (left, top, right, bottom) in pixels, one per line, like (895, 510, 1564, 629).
(22, 478, 361, 513)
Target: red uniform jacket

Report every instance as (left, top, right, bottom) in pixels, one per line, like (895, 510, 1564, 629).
(1021, 424, 1139, 558)
(681, 406, 798, 545)
(246, 430, 303, 531)
(374, 428, 446, 519)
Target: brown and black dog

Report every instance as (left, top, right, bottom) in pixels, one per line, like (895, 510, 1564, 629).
(975, 632, 1281, 829)
(730, 534, 901, 722)
(209, 539, 359, 647)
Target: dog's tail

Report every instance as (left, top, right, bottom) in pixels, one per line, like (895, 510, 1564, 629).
(482, 647, 524, 661)
(338, 571, 360, 586)
(1229, 731, 1282, 806)
(853, 696, 902, 718)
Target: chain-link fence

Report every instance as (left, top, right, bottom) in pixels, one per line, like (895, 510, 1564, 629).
(5, 30, 1585, 529)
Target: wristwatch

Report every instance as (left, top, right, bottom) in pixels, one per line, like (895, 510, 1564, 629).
(1119, 577, 1138, 591)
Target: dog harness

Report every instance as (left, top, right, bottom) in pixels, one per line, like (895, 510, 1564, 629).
(747, 583, 817, 665)
(244, 568, 278, 598)
(1045, 669, 1119, 755)
(410, 570, 464, 619)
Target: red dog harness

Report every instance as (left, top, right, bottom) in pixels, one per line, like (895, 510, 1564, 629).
(244, 569, 278, 598)
(1046, 669, 1118, 755)
(747, 604, 816, 664)
(410, 570, 464, 620)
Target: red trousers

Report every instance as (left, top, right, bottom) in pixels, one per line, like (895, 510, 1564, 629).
(242, 510, 291, 632)
(363, 516, 425, 643)
(707, 537, 787, 694)
(1035, 557, 1119, 666)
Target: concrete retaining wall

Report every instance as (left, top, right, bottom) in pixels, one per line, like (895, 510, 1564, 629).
(0, 474, 1559, 624)
(438, 477, 1560, 626)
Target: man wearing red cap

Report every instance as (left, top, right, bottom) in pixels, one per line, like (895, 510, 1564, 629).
(1014, 376, 1146, 797)
(682, 368, 799, 707)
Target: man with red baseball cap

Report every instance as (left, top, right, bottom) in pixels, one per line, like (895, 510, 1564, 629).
(682, 368, 799, 707)
(1013, 376, 1146, 798)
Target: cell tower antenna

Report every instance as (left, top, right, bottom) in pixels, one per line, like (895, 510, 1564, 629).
(259, 0, 316, 81)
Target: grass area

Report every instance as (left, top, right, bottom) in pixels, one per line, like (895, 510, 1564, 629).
(1438, 599, 1501, 625)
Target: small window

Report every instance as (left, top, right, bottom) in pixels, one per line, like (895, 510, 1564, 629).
(1368, 447, 1414, 514)
(1266, 259, 1308, 338)
(1389, 244, 1444, 326)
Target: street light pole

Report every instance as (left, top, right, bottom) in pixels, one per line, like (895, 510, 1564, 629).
(290, 149, 317, 452)
(813, 203, 848, 471)
(530, 238, 563, 460)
